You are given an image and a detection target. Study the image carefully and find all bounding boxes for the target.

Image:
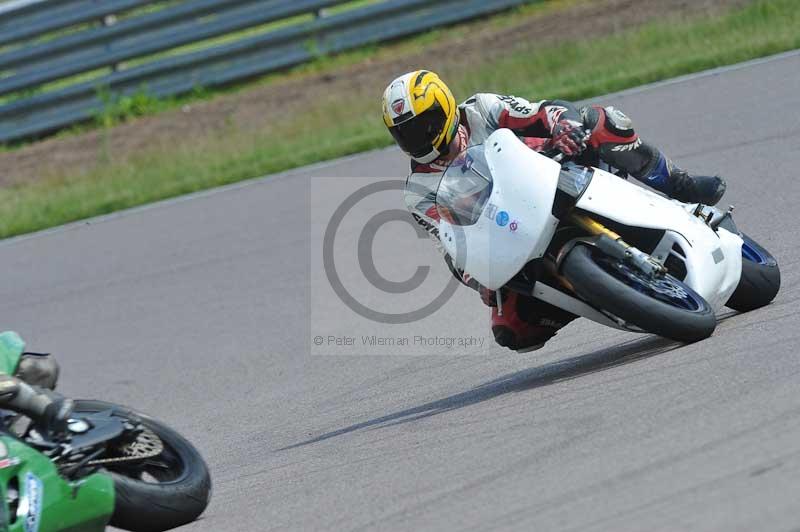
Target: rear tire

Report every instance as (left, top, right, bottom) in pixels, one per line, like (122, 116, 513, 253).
(72, 400, 211, 532)
(725, 233, 780, 312)
(562, 245, 716, 343)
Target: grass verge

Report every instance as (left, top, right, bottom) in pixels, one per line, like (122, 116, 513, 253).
(0, 0, 798, 238)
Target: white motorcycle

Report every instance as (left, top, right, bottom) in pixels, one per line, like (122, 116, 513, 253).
(435, 129, 780, 343)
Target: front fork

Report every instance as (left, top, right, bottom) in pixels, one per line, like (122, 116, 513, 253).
(558, 212, 667, 277)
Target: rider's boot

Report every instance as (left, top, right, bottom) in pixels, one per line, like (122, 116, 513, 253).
(635, 150, 727, 206)
(490, 292, 575, 352)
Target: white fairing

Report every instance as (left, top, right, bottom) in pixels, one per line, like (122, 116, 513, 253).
(577, 167, 743, 310)
(438, 129, 560, 290)
(437, 130, 743, 331)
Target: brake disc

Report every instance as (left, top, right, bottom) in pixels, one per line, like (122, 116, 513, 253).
(88, 425, 164, 465)
(649, 276, 690, 299)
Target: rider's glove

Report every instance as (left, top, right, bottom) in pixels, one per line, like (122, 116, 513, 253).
(522, 137, 550, 153)
(39, 396, 74, 438)
(551, 120, 587, 156)
(479, 286, 510, 307)
(479, 286, 497, 307)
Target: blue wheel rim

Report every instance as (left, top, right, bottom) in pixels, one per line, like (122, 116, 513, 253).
(597, 257, 704, 311)
(741, 239, 769, 265)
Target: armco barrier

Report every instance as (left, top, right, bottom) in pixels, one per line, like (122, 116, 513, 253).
(0, 0, 537, 143)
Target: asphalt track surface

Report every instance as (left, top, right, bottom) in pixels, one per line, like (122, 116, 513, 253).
(2, 51, 799, 531)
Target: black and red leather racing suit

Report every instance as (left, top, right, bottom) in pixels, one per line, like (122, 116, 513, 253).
(404, 93, 691, 351)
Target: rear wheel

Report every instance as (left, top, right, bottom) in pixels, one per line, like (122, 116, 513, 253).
(562, 245, 716, 342)
(725, 233, 780, 312)
(72, 400, 211, 532)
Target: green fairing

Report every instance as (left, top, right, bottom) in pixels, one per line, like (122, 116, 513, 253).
(0, 436, 115, 531)
(0, 332, 114, 530)
(0, 331, 25, 376)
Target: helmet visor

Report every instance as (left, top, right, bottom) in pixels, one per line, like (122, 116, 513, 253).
(389, 107, 447, 160)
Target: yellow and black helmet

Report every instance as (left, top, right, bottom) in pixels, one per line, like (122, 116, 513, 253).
(382, 70, 459, 164)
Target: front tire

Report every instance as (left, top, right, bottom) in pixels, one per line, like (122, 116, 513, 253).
(72, 400, 211, 532)
(562, 245, 716, 343)
(725, 233, 780, 312)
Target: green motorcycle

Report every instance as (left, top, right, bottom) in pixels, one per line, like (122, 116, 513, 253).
(0, 333, 211, 532)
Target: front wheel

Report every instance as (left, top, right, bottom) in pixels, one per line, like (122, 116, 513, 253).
(72, 400, 211, 532)
(562, 245, 716, 343)
(725, 233, 780, 312)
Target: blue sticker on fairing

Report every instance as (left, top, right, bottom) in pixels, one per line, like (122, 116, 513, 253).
(24, 472, 42, 532)
(495, 211, 510, 227)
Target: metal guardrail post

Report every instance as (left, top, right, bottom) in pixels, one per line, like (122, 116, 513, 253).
(101, 13, 121, 73)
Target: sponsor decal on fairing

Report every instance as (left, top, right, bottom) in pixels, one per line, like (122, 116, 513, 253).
(495, 211, 510, 227)
(22, 472, 43, 532)
(0, 441, 19, 469)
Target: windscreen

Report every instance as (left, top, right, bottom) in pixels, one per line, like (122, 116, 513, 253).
(557, 162, 594, 198)
(436, 145, 493, 226)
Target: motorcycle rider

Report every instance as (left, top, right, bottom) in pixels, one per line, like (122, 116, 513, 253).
(382, 70, 727, 351)
(0, 331, 71, 437)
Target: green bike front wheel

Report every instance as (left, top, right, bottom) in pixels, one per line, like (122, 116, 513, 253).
(72, 400, 211, 532)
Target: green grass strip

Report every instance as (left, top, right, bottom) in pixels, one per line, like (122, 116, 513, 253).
(0, 0, 798, 239)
